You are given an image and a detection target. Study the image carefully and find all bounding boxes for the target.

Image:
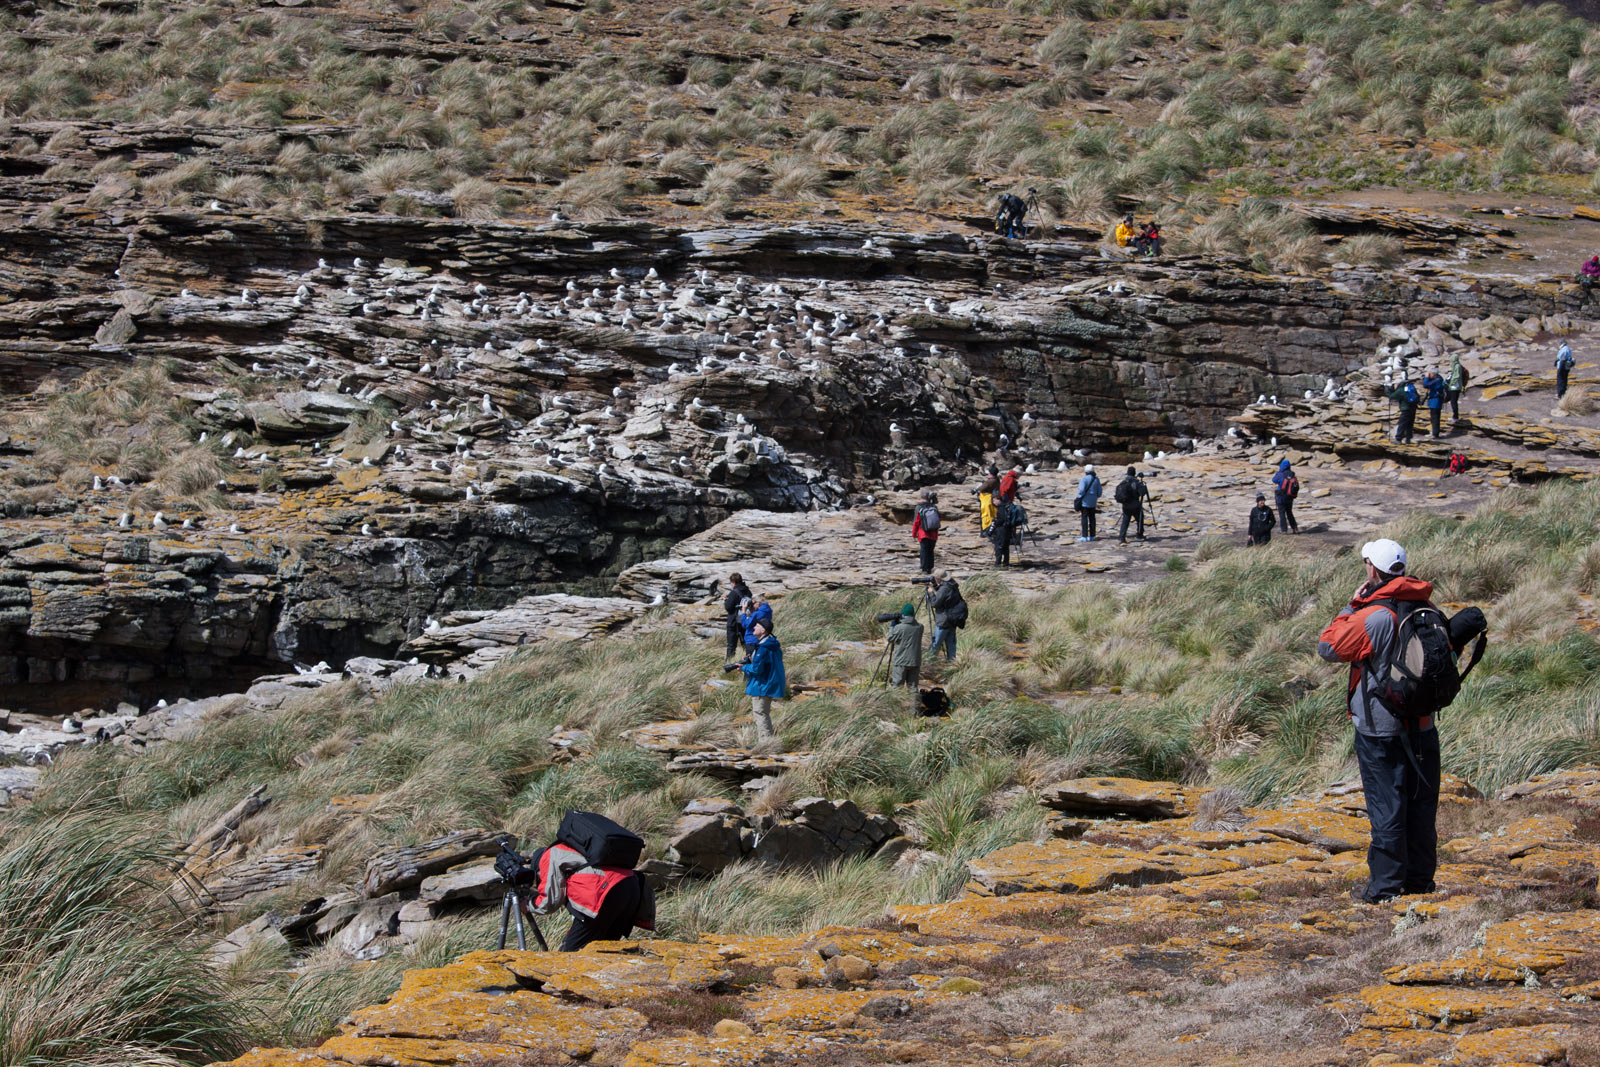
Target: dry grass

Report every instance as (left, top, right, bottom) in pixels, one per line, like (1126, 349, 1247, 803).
(1558, 384, 1595, 415)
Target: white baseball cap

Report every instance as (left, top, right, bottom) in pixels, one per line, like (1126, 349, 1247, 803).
(1084, 464, 1095, 473)
(1361, 538, 1406, 575)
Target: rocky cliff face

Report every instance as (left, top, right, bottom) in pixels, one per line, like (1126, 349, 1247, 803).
(0, 209, 1587, 708)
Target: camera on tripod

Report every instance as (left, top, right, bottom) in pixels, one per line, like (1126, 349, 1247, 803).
(874, 611, 904, 624)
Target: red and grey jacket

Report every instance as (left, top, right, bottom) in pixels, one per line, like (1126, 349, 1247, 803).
(529, 843, 653, 928)
(912, 506, 937, 543)
(1317, 575, 1437, 738)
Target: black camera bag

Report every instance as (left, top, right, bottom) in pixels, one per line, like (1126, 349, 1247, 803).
(557, 810, 644, 870)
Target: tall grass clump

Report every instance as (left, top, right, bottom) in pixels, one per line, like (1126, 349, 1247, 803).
(0, 810, 246, 1066)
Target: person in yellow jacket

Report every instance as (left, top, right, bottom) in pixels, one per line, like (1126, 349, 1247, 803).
(976, 465, 999, 533)
(1114, 214, 1136, 247)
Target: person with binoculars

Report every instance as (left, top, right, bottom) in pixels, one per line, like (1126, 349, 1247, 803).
(724, 616, 785, 741)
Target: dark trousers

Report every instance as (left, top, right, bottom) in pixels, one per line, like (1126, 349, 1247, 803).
(1447, 388, 1460, 420)
(725, 618, 741, 661)
(1395, 404, 1417, 443)
(1354, 730, 1439, 900)
(1080, 507, 1096, 539)
(560, 873, 641, 952)
(1558, 365, 1571, 398)
(1276, 494, 1297, 533)
(992, 526, 1011, 565)
(1428, 406, 1441, 437)
(1119, 507, 1143, 542)
(918, 538, 935, 573)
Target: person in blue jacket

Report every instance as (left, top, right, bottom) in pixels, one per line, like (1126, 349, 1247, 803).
(739, 597, 773, 663)
(739, 617, 786, 741)
(1271, 458, 1300, 534)
(1421, 369, 1446, 439)
(1073, 464, 1102, 542)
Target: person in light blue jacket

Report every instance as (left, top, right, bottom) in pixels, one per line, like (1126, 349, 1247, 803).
(1073, 464, 1102, 542)
(739, 618, 786, 741)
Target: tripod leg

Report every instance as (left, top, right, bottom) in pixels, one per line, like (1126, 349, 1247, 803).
(513, 892, 528, 950)
(498, 891, 512, 950)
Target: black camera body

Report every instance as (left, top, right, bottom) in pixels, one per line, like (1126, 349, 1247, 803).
(495, 839, 533, 886)
(722, 663, 741, 672)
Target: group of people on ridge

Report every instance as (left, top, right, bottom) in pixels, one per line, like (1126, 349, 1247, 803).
(1070, 464, 1150, 544)
(1385, 354, 1468, 444)
(721, 573, 784, 741)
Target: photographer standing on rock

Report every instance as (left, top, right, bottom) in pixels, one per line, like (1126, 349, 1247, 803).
(1073, 464, 1102, 542)
(1115, 466, 1148, 545)
(885, 603, 924, 714)
(1317, 539, 1451, 904)
(723, 572, 751, 665)
(927, 570, 966, 662)
(912, 489, 940, 574)
(735, 616, 785, 742)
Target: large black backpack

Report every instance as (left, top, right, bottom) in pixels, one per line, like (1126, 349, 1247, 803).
(1114, 478, 1134, 506)
(557, 810, 644, 870)
(1369, 601, 1465, 721)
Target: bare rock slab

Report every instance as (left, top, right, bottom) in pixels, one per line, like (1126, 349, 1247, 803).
(1038, 776, 1208, 819)
(361, 829, 501, 898)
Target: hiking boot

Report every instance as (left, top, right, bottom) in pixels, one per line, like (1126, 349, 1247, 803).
(1349, 888, 1396, 906)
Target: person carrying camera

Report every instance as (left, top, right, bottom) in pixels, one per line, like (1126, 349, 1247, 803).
(739, 596, 772, 663)
(733, 616, 785, 741)
(722, 572, 751, 665)
(885, 603, 924, 714)
(928, 570, 966, 662)
(499, 830, 655, 952)
(1247, 492, 1275, 546)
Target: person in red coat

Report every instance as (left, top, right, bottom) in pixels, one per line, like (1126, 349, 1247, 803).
(527, 842, 654, 951)
(912, 489, 940, 574)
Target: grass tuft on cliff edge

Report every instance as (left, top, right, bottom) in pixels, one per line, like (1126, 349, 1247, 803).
(6, 478, 1600, 1057)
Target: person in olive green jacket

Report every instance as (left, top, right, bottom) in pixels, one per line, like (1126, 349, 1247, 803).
(885, 603, 924, 716)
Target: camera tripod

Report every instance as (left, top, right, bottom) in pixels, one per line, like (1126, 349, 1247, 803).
(496, 882, 549, 951)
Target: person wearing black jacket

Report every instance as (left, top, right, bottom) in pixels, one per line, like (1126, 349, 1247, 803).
(1247, 493, 1275, 546)
(1116, 466, 1148, 545)
(927, 570, 965, 662)
(722, 572, 751, 665)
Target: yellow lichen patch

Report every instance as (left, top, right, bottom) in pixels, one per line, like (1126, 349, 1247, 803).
(211, 1050, 339, 1067)
(744, 988, 954, 1031)
(1497, 765, 1600, 806)
(623, 1029, 840, 1067)
(892, 891, 1077, 939)
(1352, 984, 1562, 1029)
(314, 1035, 533, 1066)
(1511, 843, 1600, 882)
(708, 928, 962, 971)
(494, 949, 730, 1005)
(1039, 776, 1209, 817)
(1248, 808, 1372, 852)
(1082, 816, 1281, 851)
(1384, 960, 1525, 985)
(1452, 1024, 1575, 1064)
(1386, 910, 1600, 986)
(345, 989, 647, 1056)
(391, 953, 523, 999)
(1101, 935, 1288, 984)
(1447, 816, 1578, 861)
(964, 840, 1240, 897)
(1161, 859, 1342, 902)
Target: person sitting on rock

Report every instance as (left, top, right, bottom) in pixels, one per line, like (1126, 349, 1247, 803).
(885, 603, 924, 715)
(994, 193, 1027, 239)
(1247, 492, 1275, 546)
(739, 616, 786, 742)
(722, 572, 751, 666)
(1114, 214, 1136, 248)
(1136, 221, 1162, 257)
(1582, 255, 1599, 294)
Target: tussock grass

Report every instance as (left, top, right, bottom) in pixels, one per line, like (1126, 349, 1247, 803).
(2, 359, 230, 510)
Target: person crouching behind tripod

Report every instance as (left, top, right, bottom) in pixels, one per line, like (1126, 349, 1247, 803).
(737, 617, 785, 741)
(520, 842, 655, 951)
(886, 603, 924, 715)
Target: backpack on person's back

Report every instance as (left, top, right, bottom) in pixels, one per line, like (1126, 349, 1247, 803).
(1114, 477, 1136, 506)
(1283, 473, 1299, 499)
(916, 502, 941, 534)
(1369, 601, 1488, 722)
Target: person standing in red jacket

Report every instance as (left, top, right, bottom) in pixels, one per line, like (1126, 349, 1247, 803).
(912, 489, 940, 574)
(1316, 538, 1440, 904)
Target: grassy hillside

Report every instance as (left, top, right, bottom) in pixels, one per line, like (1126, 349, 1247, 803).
(6, 0, 1600, 262)
(5, 479, 1600, 1061)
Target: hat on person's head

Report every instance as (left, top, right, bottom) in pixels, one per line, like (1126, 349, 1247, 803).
(1256, 492, 1265, 501)
(901, 603, 916, 617)
(934, 569, 949, 580)
(1361, 538, 1407, 575)
(1084, 464, 1095, 474)
(1127, 465, 1137, 475)
(919, 489, 931, 501)
(1125, 213, 1134, 222)
(989, 464, 999, 475)
(1278, 458, 1291, 470)
(753, 616, 771, 634)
